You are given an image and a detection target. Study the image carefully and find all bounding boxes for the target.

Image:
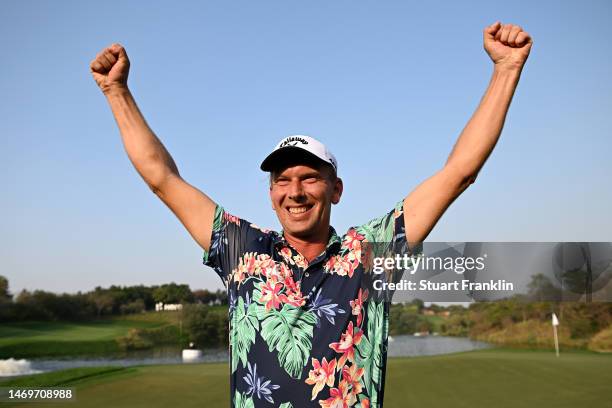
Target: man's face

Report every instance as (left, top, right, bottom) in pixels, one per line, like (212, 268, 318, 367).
(269, 162, 343, 241)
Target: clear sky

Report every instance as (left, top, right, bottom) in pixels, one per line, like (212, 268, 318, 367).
(2, 0, 611, 296)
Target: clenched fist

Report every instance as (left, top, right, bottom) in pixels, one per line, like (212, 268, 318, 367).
(90, 43, 130, 94)
(484, 22, 533, 71)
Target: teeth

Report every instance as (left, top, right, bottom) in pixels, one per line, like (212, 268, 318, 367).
(288, 207, 309, 214)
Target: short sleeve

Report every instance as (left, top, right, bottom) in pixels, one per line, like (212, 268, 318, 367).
(355, 199, 422, 257)
(356, 200, 423, 304)
(202, 204, 252, 283)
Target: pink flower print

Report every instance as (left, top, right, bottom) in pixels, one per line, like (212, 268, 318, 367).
(318, 380, 351, 408)
(259, 277, 284, 311)
(279, 276, 305, 307)
(279, 247, 293, 264)
(329, 321, 363, 369)
(305, 357, 337, 400)
(223, 212, 241, 225)
(350, 289, 369, 327)
(341, 363, 365, 403)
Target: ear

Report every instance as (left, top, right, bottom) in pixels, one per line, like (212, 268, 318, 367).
(332, 177, 343, 205)
(269, 188, 275, 210)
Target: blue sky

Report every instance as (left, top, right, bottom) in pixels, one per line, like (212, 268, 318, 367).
(1, 0, 611, 295)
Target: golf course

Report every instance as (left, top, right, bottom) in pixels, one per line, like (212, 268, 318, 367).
(0, 312, 182, 359)
(1, 349, 611, 407)
(2, 305, 611, 407)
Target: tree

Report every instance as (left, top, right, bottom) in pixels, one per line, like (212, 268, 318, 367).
(527, 273, 562, 302)
(193, 289, 215, 304)
(152, 283, 194, 304)
(89, 291, 114, 317)
(411, 298, 424, 313)
(0, 275, 11, 301)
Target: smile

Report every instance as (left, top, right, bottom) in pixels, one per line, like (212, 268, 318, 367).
(287, 205, 313, 214)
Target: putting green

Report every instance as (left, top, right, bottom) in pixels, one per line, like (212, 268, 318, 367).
(2, 350, 611, 407)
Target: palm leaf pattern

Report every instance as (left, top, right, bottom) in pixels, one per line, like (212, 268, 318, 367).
(259, 303, 317, 379)
(231, 294, 259, 373)
(204, 202, 406, 407)
(233, 390, 255, 408)
(356, 300, 386, 404)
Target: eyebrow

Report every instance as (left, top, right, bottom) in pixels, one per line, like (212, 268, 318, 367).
(300, 172, 321, 179)
(273, 171, 322, 180)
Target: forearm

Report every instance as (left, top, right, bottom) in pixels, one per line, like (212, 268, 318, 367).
(104, 87, 179, 190)
(445, 65, 522, 180)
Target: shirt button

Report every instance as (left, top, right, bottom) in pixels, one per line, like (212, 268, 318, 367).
(304, 272, 310, 277)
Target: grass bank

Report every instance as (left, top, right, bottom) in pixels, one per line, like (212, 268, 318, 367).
(0, 312, 182, 358)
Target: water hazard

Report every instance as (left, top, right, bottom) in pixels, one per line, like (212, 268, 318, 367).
(1, 336, 490, 377)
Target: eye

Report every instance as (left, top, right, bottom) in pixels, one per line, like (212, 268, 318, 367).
(303, 177, 318, 183)
(274, 178, 290, 186)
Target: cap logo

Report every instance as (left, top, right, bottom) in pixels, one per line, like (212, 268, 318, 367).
(279, 136, 308, 148)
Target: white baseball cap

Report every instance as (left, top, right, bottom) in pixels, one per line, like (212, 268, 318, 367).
(260, 135, 338, 173)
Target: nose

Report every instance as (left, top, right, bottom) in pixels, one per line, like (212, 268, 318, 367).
(287, 179, 306, 202)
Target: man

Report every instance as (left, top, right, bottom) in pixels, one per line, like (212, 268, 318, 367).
(91, 21, 532, 407)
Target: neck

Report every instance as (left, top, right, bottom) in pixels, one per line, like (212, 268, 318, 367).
(284, 230, 330, 263)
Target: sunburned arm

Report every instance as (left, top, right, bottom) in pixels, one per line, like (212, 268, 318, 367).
(403, 22, 533, 249)
(91, 44, 216, 252)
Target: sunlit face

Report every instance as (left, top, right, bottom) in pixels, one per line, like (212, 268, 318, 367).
(269, 162, 342, 241)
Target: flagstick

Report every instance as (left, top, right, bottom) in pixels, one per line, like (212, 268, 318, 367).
(552, 313, 560, 357)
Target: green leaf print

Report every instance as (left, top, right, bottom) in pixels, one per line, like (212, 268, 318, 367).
(356, 300, 387, 402)
(279, 403, 294, 408)
(259, 304, 316, 379)
(234, 390, 255, 408)
(231, 296, 260, 373)
(356, 211, 395, 242)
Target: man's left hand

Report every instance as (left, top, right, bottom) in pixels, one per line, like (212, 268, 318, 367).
(484, 21, 533, 71)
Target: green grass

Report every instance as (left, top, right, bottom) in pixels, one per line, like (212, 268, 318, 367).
(2, 350, 611, 407)
(0, 367, 133, 387)
(0, 312, 181, 358)
(385, 349, 612, 408)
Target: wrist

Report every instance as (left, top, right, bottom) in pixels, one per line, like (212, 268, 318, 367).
(103, 84, 130, 98)
(493, 62, 523, 76)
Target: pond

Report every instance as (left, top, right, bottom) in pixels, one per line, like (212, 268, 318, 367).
(0, 335, 491, 377)
(387, 334, 490, 357)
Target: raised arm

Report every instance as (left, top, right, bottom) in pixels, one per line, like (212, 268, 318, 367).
(403, 22, 533, 247)
(90, 44, 216, 252)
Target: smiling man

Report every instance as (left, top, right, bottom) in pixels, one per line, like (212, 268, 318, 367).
(91, 21, 532, 407)
(263, 137, 343, 260)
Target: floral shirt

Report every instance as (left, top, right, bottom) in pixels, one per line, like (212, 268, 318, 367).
(203, 200, 408, 408)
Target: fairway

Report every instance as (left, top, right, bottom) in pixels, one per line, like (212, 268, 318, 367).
(0, 321, 158, 344)
(0, 313, 179, 358)
(2, 349, 611, 407)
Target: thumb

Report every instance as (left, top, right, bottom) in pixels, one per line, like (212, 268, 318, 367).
(109, 43, 128, 60)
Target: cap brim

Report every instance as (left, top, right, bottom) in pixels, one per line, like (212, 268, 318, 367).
(260, 146, 330, 172)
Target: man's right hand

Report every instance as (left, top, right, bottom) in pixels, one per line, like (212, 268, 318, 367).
(90, 43, 130, 94)
(90, 43, 217, 253)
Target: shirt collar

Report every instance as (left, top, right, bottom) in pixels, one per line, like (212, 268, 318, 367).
(273, 227, 341, 253)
